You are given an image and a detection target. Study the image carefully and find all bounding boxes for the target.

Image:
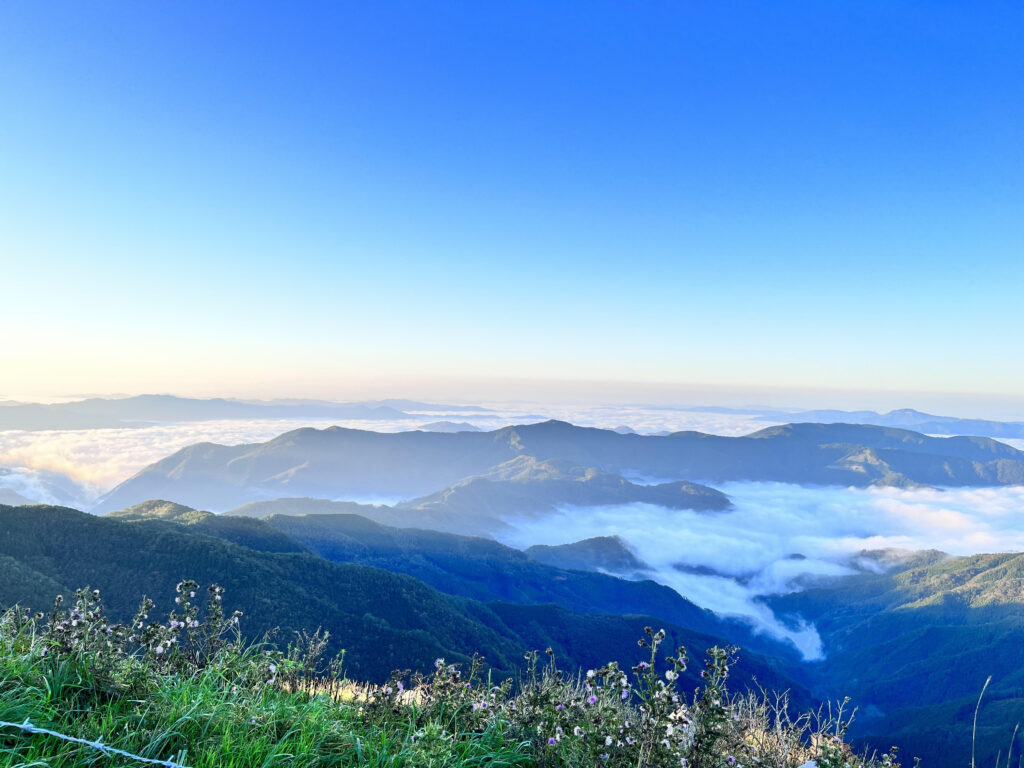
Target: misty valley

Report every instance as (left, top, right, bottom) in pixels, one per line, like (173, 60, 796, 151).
(3, 396, 1024, 766)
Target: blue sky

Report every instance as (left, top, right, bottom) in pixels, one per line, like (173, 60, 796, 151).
(2, 2, 1023, 410)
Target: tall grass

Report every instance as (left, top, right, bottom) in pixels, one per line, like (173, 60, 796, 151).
(0, 582, 900, 768)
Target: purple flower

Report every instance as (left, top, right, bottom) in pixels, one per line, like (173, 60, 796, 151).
(556, 704, 564, 710)
(588, 696, 597, 704)
(548, 737, 557, 745)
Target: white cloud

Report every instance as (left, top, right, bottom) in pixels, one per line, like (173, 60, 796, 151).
(495, 482, 1024, 659)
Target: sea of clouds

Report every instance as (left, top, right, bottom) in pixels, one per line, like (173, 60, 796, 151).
(2, 403, 1023, 660)
(496, 482, 1024, 659)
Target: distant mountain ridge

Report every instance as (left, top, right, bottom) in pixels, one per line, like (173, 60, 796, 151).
(93, 420, 1024, 513)
(737, 406, 1024, 439)
(0, 394, 493, 431)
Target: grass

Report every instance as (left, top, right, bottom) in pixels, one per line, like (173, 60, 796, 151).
(0, 582, 902, 768)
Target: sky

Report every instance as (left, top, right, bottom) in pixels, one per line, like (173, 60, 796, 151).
(2, 2, 1023, 410)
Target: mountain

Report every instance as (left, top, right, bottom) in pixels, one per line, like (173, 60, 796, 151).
(752, 407, 1024, 439)
(226, 457, 728, 538)
(230, 497, 390, 519)
(0, 394, 410, 430)
(103, 500, 788, 656)
(93, 420, 1024, 513)
(108, 500, 309, 553)
(526, 536, 650, 574)
(417, 421, 482, 432)
(769, 551, 1024, 766)
(0, 504, 798, 693)
(359, 399, 492, 413)
(391, 457, 730, 535)
(263, 512, 778, 648)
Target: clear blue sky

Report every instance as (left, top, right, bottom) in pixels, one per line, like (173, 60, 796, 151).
(2, 1, 1023, 408)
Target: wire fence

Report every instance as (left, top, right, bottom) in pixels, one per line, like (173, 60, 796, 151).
(0, 719, 193, 768)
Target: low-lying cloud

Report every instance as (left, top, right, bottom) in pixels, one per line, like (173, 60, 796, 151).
(496, 482, 1024, 659)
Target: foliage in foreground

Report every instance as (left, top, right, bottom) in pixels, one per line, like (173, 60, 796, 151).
(0, 582, 899, 768)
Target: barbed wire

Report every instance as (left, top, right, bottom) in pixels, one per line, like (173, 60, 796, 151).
(0, 719, 193, 768)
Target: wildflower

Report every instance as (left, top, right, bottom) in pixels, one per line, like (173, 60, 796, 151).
(605, 736, 613, 746)
(556, 704, 564, 710)
(666, 670, 677, 680)
(727, 757, 736, 766)
(548, 737, 556, 745)
(587, 669, 596, 679)
(621, 689, 629, 700)
(573, 726, 583, 736)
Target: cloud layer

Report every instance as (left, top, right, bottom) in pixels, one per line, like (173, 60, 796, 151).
(496, 482, 1024, 658)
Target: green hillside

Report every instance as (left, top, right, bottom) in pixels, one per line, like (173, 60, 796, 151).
(771, 552, 1024, 766)
(104, 501, 794, 659)
(0, 504, 796, 694)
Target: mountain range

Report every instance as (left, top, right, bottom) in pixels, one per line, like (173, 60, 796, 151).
(715, 406, 1024, 440)
(106, 499, 780, 653)
(0, 394, 491, 431)
(93, 420, 1024, 514)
